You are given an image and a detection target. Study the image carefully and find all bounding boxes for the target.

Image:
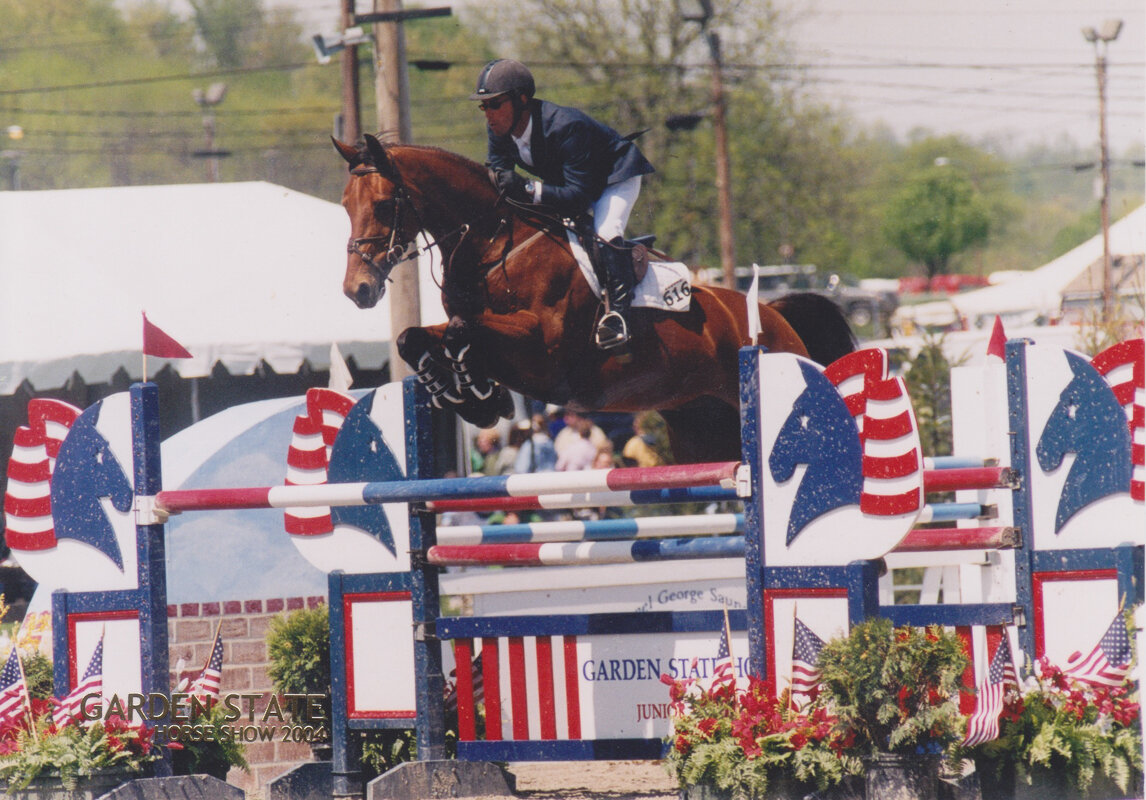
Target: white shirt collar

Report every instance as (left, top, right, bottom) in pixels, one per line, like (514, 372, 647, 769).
(512, 115, 533, 166)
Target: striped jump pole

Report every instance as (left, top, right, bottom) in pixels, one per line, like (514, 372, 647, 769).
(427, 534, 747, 567)
(429, 483, 737, 514)
(436, 513, 744, 545)
(893, 526, 1019, 553)
(436, 506, 991, 546)
(154, 461, 742, 514)
(922, 466, 1015, 493)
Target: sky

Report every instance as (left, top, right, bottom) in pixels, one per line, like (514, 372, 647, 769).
(278, 0, 1144, 156)
(784, 0, 1145, 154)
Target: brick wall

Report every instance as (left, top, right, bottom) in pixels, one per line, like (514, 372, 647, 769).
(167, 595, 326, 797)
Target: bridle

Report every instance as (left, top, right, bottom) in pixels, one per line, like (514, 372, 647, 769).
(346, 157, 568, 298)
(346, 164, 428, 280)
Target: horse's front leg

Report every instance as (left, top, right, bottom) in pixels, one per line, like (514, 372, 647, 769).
(439, 316, 517, 426)
(395, 324, 465, 409)
(397, 320, 515, 429)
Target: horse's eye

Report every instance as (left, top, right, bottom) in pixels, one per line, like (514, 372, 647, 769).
(374, 199, 395, 219)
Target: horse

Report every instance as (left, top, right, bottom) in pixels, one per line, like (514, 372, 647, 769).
(334, 134, 856, 464)
(1035, 350, 1132, 533)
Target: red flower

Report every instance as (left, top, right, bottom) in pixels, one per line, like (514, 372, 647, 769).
(896, 685, 911, 716)
(790, 731, 809, 750)
(674, 734, 691, 755)
(698, 718, 719, 738)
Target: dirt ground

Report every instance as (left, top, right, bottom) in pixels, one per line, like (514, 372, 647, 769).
(470, 760, 680, 800)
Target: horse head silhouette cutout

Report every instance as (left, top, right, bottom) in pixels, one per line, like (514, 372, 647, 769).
(327, 391, 400, 555)
(768, 360, 863, 545)
(47, 402, 133, 570)
(1035, 350, 1132, 533)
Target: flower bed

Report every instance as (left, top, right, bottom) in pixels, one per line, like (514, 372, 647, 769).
(964, 657, 1142, 799)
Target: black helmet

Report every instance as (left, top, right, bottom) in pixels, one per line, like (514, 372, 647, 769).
(470, 59, 535, 101)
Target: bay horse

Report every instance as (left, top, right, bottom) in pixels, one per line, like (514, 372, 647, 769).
(334, 134, 855, 463)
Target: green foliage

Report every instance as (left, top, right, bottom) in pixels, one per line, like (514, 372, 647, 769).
(21, 653, 54, 701)
(360, 729, 417, 779)
(169, 700, 250, 777)
(815, 618, 967, 757)
(0, 708, 158, 791)
(904, 334, 962, 458)
(965, 655, 1143, 797)
(883, 165, 993, 279)
(266, 605, 331, 721)
(664, 671, 861, 799)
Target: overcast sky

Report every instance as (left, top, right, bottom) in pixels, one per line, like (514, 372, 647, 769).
(786, 0, 1144, 154)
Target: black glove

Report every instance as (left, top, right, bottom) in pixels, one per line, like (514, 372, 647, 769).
(493, 169, 532, 203)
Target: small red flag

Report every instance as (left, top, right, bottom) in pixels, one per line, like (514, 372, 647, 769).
(986, 316, 1006, 361)
(142, 313, 192, 359)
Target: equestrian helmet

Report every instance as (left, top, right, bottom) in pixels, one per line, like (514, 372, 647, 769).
(470, 59, 535, 101)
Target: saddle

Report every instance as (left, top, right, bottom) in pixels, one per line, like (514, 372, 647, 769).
(573, 215, 651, 284)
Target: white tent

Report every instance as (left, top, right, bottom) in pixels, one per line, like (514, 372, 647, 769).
(0, 181, 446, 394)
(892, 205, 1145, 331)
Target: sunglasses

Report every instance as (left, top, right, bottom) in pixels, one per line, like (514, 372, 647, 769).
(478, 96, 510, 112)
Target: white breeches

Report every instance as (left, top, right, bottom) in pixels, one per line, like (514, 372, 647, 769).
(593, 175, 642, 241)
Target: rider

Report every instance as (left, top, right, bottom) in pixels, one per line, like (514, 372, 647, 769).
(471, 58, 655, 349)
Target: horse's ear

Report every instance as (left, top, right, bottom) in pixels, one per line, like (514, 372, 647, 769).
(363, 133, 398, 181)
(332, 137, 360, 166)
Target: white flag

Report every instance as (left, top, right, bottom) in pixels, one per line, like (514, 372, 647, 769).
(329, 343, 353, 392)
(745, 263, 762, 344)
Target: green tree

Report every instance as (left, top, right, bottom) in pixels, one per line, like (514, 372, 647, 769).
(189, 0, 263, 69)
(883, 164, 992, 280)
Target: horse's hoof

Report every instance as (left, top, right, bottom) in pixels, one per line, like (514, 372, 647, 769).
(496, 387, 515, 420)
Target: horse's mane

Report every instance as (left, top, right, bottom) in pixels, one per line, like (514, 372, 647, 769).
(353, 136, 566, 232)
(358, 138, 491, 185)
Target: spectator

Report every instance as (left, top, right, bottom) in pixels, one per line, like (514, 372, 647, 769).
(556, 417, 598, 471)
(488, 423, 528, 475)
(622, 412, 669, 468)
(513, 415, 558, 473)
(554, 410, 610, 460)
(470, 429, 501, 475)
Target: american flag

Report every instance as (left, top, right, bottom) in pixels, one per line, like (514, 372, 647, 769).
(0, 647, 31, 727)
(962, 632, 1018, 746)
(791, 617, 825, 697)
(445, 652, 484, 714)
(189, 628, 224, 700)
(714, 608, 734, 680)
(53, 634, 104, 727)
(1063, 612, 1133, 688)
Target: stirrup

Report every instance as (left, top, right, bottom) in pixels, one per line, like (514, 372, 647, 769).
(595, 310, 630, 350)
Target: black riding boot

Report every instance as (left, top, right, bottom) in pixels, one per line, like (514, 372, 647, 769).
(595, 237, 634, 350)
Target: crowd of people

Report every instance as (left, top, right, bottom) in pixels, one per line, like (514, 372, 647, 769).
(456, 407, 671, 525)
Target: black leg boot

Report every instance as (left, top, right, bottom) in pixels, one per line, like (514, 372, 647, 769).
(595, 237, 634, 350)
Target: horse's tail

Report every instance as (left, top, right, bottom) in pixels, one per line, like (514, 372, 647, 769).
(767, 292, 857, 366)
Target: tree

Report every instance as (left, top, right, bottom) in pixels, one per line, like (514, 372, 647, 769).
(883, 164, 992, 280)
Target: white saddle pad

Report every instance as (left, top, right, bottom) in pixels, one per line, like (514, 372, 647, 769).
(566, 230, 692, 312)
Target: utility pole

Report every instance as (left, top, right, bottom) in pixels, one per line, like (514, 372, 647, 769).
(339, 0, 361, 144)
(683, 0, 736, 288)
(707, 29, 736, 290)
(355, 3, 449, 381)
(373, 0, 417, 380)
(191, 83, 228, 182)
(1083, 19, 1123, 324)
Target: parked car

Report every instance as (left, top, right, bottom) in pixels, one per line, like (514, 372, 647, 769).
(697, 264, 899, 331)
